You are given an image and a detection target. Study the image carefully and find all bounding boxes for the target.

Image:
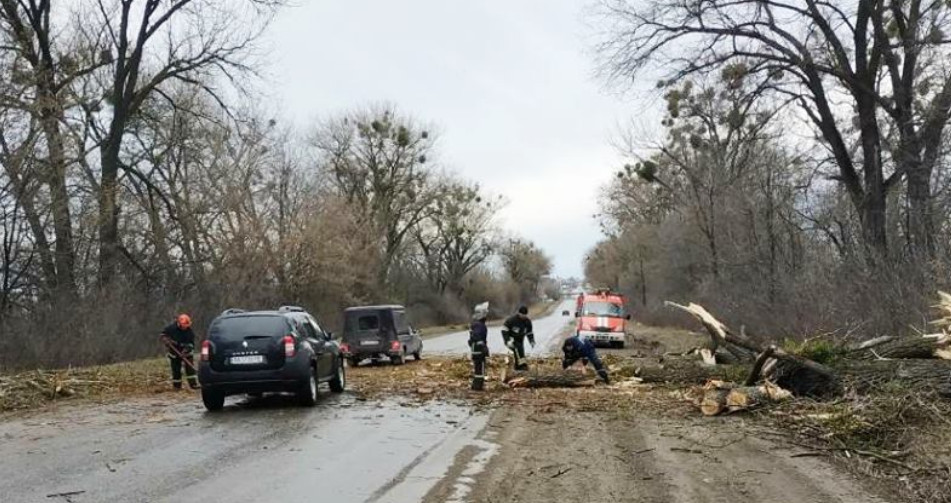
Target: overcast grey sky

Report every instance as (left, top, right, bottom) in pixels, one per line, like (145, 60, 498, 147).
(261, 1, 655, 278)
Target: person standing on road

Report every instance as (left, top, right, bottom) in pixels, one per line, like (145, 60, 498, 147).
(502, 306, 534, 371)
(468, 307, 490, 391)
(160, 314, 199, 390)
(562, 334, 610, 384)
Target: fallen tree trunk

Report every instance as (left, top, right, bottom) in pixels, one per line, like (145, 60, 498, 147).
(502, 370, 596, 388)
(833, 359, 951, 392)
(848, 335, 951, 360)
(613, 358, 750, 384)
(665, 302, 842, 397)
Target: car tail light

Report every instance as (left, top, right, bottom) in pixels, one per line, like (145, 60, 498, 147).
(390, 340, 401, 351)
(284, 335, 296, 357)
(200, 340, 211, 361)
(340, 343, 350, 353)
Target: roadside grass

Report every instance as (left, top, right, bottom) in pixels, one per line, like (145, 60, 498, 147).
(763, 389, 951, 503)
(0, 357, 178, 413)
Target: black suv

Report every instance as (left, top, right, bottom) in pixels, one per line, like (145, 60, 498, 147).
(340, 305, 422, 366)
(198, 306, 345, 411)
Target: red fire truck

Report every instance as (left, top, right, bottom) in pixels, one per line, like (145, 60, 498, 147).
(574, 288, 630, 348)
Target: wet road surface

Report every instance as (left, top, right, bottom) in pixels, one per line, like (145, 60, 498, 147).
(0, 394, 487, 503)
(423, 300, 574, 356)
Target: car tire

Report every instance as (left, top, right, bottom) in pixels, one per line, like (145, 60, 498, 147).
(329, 358, 346, 393)
(392, 348, 405, 366)
(413, 349, 421, 361)
(298, 365, 318, 407)
(348, 357, 361, 368)
(202, 389, 225, 412)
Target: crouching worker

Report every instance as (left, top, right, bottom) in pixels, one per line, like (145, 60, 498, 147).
(160, 314, 198, 390)
(561, 334, 610, 384)
(469, 308, 489, 391)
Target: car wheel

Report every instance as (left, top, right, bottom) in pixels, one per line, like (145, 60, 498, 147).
(297, 365, 318, 407)
(392, 348, 405, 366)
(329, 358, 346, 393)
(348, 357, 361, 368)
(201, 389, 225, 412)
(413, 349, 421, 361)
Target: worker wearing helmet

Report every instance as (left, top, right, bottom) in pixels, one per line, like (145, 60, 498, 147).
(562, 334, 610, 384)
(160, 314, 198, 390)
(502, 306, 534, 371)
(468, 306, 490, 391)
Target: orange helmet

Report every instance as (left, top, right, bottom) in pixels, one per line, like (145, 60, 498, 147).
(177, 314, 192, 329)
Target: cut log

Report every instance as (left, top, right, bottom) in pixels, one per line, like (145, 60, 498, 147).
(700, 382, 792, 416)
(833, 359, 951, 392)
(848, 335, 951, 360)
(503, 370, 595, 388)
(700, 388, 732, 416)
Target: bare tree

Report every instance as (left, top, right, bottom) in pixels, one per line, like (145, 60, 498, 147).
(0, 0, 105, 294)
(413, 178, 500, 295)
(84, 0, 281, 285)
(597, 0, 951, 262)
(312, 104, 439, 288)
(499, 238, 553, 304)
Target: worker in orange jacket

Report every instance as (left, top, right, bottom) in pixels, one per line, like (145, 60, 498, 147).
(160, 314, 198, 390)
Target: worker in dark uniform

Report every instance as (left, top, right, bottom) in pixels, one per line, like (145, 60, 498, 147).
(160, 314, 198, 390)
(502, 306, 534, 371)
(468, 308, 489, 391)
(562, 334, 610, 384)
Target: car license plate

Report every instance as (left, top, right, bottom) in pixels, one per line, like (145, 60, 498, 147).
(360, 340, 378, 346)
(230, 355, 265, 365)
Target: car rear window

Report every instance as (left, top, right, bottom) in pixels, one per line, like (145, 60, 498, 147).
(345, 312, 380, 332)
(210, 315, 289, 341)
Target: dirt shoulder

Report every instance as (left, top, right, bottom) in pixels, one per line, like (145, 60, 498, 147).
(425, 404, 888, 503)
(616, 321, 708, 357)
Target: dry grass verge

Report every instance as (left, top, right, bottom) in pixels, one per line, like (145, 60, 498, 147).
(760, 390, 951, 503)
(0, 358, 177, 413)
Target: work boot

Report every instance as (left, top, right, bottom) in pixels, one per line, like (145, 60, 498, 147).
(172, 380, 183, 390)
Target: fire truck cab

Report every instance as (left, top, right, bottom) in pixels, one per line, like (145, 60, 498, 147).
(574, 288, 630, 348)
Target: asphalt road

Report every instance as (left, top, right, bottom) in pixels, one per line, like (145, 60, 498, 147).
(0, 394, 488, 503)
(422, 300, 575, 356)
(0, 302, 575, 503)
